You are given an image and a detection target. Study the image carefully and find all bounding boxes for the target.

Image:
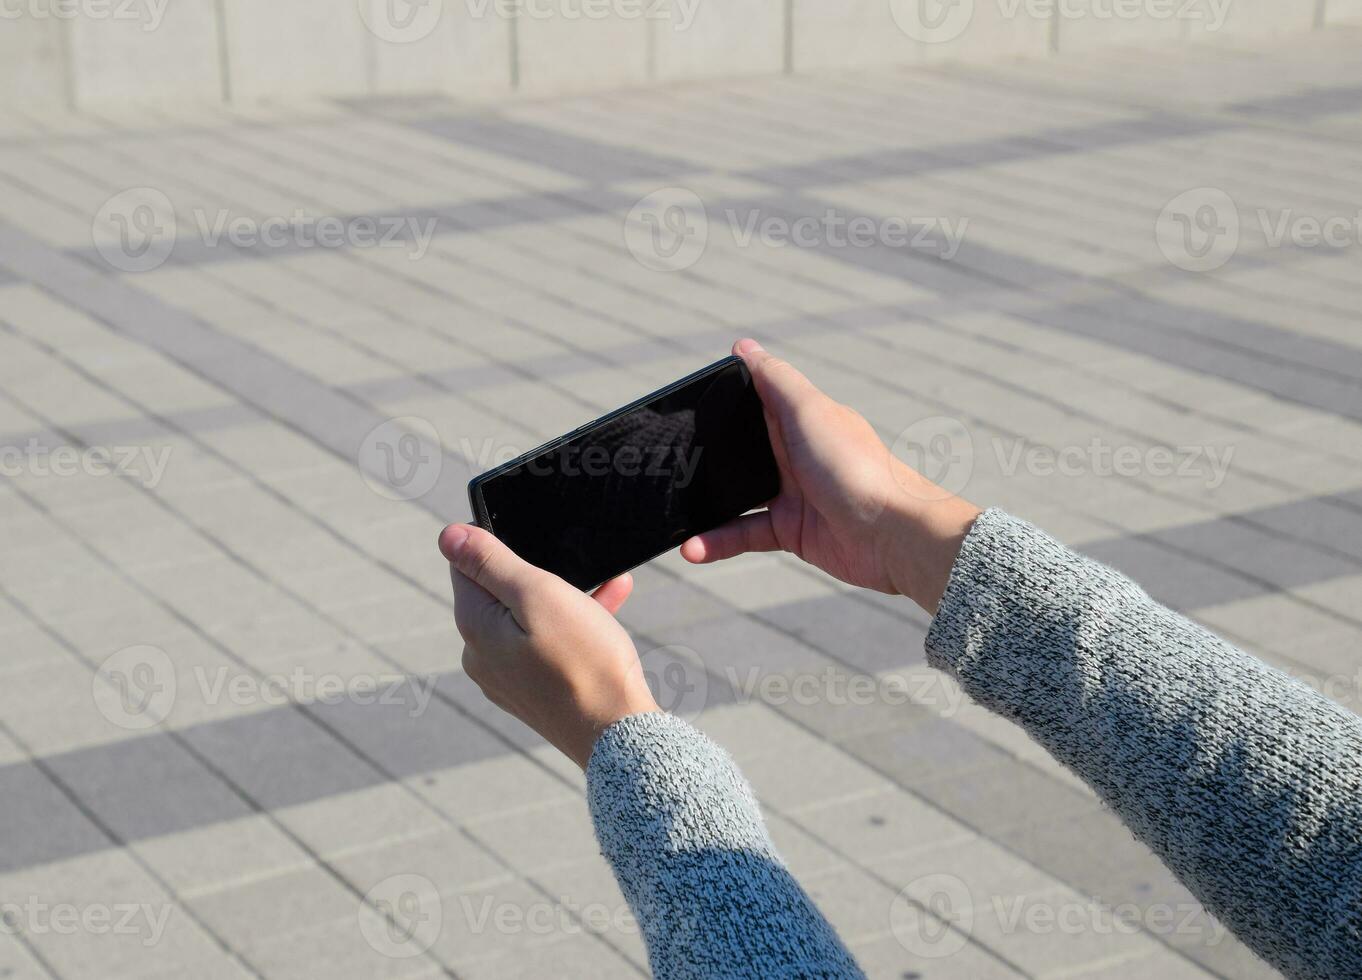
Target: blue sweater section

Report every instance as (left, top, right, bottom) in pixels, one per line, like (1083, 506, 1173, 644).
(586, 510, 1362, 979)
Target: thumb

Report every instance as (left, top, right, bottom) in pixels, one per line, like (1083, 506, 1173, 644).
(438, 524, 541, 614)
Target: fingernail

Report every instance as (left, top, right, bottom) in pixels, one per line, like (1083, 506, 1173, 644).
(441, 526, 470, 560)
(735, 338, 764, 355)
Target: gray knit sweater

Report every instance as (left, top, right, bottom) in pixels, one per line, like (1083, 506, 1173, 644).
(585, 509, 1362, 979)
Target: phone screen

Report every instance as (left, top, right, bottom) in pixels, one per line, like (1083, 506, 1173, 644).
(470, 357, 780, 590)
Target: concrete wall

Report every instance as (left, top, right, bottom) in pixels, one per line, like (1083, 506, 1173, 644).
(0, 0, 1351, 108)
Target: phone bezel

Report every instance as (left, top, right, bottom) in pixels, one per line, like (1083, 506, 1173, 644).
(466, 354, 759, 582)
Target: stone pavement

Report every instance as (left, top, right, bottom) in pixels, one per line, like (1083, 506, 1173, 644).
(3, 24, 1362, 980)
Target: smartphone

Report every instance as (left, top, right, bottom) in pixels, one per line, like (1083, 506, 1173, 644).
(467, 355, 780, 591)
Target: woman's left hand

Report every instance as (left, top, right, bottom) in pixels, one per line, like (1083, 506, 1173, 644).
(438, 523, 659, 769)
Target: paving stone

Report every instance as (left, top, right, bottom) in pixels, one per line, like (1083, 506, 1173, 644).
(0, 761, 109, 874)
(412, 753, 577, 825)
(180, 706, 383, 812)
(756, 592, 929, 676)
(274, 783, 445, 861)
(185, 865, 359, 952)
(839, 717, 1017, 791)
(792, 788, 976, 865)
(465, 798, 603, 873)
(242, 912, 445, 980)
(332, 827, 510, 899)
(846, 930, 1025, 980)
(742, 741, 895, 814)
(45, 732, 253, 846)
(131, 813, 315, 898)
(0, 850, 224, 979)
(908, 761, 1105, 842)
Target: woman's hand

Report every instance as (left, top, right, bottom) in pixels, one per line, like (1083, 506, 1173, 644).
(681, 339, 982, 613)
(438, 524, 659, 769)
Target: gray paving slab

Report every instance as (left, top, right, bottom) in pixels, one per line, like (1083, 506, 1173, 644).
(0, 762, 109, 874)
(1023, 294, 1362, 422)
(43, 734, 254, 845)
(179, 706, 386, 812)
(1227, 81, 1362, 119)
(742, 113, 1226, 189)
(755, 592, 929, 676)
(0, 222, 477, 525)
(839, 717, 1020, 793)
(409, 114, 698, 182)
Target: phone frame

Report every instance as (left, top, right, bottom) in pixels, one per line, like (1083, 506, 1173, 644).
(466, 354, 763, 585)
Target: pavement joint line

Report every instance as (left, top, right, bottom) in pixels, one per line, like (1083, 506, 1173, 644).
(0, 592, 273, 980)
(0, 475, 458, 980)
(0, 288, 1175, 967)
(8, 131, 1362, 639)
(391, 177, 1362, 616)
(35, 101, 707, 378)
(0, 339, 648, 979)
(10, 80, 1362, 405)
(15, 102, 1362, 633)
(0, 314, 1347, 975)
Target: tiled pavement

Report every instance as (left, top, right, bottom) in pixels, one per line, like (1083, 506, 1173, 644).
(3, 25, 1362, 980)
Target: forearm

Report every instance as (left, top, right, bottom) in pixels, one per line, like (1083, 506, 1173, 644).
(587, 712, 864, 980)
(926, 509, 1362, 980)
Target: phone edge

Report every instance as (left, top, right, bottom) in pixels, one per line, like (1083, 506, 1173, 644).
(464, 354, 745, 536)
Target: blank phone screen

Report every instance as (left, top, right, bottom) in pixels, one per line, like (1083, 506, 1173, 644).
(472, 358, 780, 590)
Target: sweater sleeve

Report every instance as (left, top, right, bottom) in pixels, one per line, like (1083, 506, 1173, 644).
(586, 711, 865, 980)
(926, 508, 1362, 980)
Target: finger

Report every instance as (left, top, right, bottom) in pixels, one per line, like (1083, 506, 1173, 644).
(680, 510, 778, 564)
(590, 573, 634, 616)
(732, 339, 821, 419)
(449, 565, 521, 645)
(439, 523, 540, 614)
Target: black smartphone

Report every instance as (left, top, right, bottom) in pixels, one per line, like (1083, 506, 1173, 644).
(468, 355, 780, 591)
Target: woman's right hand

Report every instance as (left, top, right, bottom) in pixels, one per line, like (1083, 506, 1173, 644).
(680, 340, 982, 613)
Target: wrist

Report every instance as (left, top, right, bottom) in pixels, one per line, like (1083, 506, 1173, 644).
(574, 691, 661, 771)
(879, 464, 983, 613)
